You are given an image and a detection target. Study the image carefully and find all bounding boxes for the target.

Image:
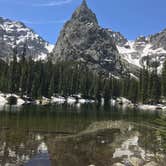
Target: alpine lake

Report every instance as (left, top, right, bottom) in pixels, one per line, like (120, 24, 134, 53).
(0, 103, 166, 166)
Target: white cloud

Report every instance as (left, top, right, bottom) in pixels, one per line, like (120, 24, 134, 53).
(32, 0, 73, 7)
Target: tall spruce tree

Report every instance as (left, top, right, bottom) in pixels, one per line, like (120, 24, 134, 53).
(150, 68, 161, 104)
(9, 47, 19, 93)
(140, 67, 149, 104)
(162, 60, 166, 98)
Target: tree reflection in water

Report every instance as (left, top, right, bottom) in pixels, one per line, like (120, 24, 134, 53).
(0, 104, 164, 166)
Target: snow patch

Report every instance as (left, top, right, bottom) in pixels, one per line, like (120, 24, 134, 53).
(116, 97, 133, 107)
(118, 39, 166, 72)
(67, 97, 76, 104)
(0, 94, 7, 105)
(37, 142, 48, 153)
(46, 44, 54, 53)
(0, 93, 25, 106)
(51, 96, 66, 104)
(17, 98, 25, 106)
(78, 98, 95, 104)
(137, 104, 163, 111)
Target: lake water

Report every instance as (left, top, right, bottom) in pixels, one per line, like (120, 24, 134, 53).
(0, 104, 165, 166)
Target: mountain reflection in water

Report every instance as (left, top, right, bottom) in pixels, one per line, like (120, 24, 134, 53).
(0, 104, 165, 166)
(25, 153, 51, 166)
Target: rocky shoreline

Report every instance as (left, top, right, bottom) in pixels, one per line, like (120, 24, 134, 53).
(1, 92, 166, 112)
(115, 97, 166, 111)
(0, 93, 96, 106)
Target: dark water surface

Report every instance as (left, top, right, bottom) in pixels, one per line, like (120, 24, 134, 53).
(0, 104, 165, 166)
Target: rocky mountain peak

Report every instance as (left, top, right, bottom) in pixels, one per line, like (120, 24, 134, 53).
(52, 0, 124, 76)
(148, 29, 166, 50)
(135, 36, 148, 43)
(106, 29, 128, 46)
(81, 0, 88, 7)
(71, 0, 98, 25)
(0, 17, 53, 61)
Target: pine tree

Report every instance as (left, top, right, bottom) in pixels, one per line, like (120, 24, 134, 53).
(112, 78, 121, 98)
(94, 73, 103, 103)
(19, 45, 28, 96)
(9, 47, 19, 93)
(103, 78, 112, 103)
(162, 60, 166, 98)
(140, 67, 149, 104)
(128, 79, 139, 103)
(150, 68, 161, 104)
(26, 56, 34, 97)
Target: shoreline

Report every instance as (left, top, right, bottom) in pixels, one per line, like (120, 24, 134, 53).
(0, 92, 166, 111)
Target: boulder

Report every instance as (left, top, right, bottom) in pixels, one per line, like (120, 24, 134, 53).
(129, 157, 144, 166)
(144, 161, 158, 166)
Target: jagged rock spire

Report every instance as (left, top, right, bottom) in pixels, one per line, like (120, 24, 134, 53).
(81, 0, 88, 7)
(71, 0, 98, 24)
(52, 0, 122, 76)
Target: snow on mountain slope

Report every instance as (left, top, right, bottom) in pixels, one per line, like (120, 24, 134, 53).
(116, 31, 166, 73)
(117, 41, 142, 68)
(0, 17, 53, 60)
(34, 44, 54, 61)
(46, 44, 54, 53)
(1, 14, 166, 76)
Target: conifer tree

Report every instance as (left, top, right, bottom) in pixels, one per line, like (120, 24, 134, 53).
(150, 68, 161, 104)
(9, 47, 19, 93)
(103, 78, 112, 103)
(19, 44, 28, 96)
(162, 60, 166, 98)
(140, 67, 149, 103)
(128, 79, 138, 103)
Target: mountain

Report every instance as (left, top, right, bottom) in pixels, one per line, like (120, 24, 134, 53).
(51, 0, 125, 76)
(106, 29, 128, 47)
(0, 17, 53, 61)
(117, 29, 166, 73)
(51, 0, 166, 76)
(1, 0, 166, 76)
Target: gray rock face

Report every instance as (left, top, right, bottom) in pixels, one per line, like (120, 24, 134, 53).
(106, 29, 128, 47)
(149, 29, 166, 50)
(1, 0, 166, 76)
(52, 0, 124, 75)
(117, 29, 166, 72)
(0, 17, 52, 61)
(51, 0, 166, 75)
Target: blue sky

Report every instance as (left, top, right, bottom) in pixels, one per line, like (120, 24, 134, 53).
(0, 0, 166, 44)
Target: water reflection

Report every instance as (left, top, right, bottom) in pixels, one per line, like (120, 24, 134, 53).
(47, 121, 166, 166)
(0, 104, 164, 166)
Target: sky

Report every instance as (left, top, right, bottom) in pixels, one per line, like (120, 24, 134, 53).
(0, 0, 166, 44)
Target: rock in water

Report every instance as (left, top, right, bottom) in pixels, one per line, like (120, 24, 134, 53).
(52, 0, 124, 75)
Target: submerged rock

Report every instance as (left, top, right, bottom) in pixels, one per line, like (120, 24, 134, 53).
(128, 157, 144, 166)
(144, 161, 158, 166)
(0, 94, 7, 105)
(6, 95, 25, 106)
(7, 95, 17, 105)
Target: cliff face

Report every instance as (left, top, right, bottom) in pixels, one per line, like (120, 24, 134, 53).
(0, 17, 52, 61)
(52, 0, 124, 75)
(117, 29, 166, 73)
(1, 0, 166, 75)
